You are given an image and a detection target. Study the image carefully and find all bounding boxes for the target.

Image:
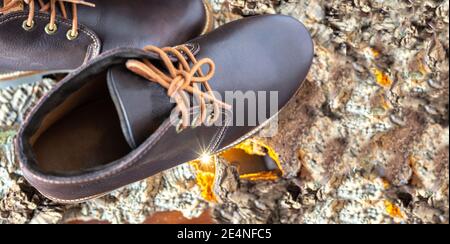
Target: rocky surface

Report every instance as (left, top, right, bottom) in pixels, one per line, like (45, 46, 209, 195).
(0, 0, 448, 224)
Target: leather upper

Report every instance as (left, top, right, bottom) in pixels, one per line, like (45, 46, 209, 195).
(0, 0, 207, 73)
(17, 15, 314, 202)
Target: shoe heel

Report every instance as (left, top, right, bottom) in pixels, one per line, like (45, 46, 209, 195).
(201, 0, 215, 35)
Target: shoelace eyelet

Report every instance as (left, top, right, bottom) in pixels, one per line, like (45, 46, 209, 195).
(45, 23, 58, 35)
(66, 30, 79, 40)
(22, 20, 35, 31)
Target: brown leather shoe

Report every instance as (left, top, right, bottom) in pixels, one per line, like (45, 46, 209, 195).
(0, 0, 213, 86)
(17, 15, 314, 203)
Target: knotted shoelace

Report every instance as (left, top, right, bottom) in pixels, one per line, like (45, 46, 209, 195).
(126, 45, 231, 129)
(1, 0, 95, 37)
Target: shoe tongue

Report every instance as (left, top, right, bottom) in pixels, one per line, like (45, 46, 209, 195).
(107, 64, 175, 149)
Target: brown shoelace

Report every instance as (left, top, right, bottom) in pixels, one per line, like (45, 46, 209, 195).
(1, 0, 95, 38)
(126, 45, 231, 128)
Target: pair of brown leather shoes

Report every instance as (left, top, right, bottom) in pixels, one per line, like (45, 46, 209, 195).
(2, 0, 314, 202)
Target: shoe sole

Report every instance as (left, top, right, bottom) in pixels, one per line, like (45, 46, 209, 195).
(0, 0, 215, 88)
(0, 71, 42, 87)
(201, 0, 215, 35)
